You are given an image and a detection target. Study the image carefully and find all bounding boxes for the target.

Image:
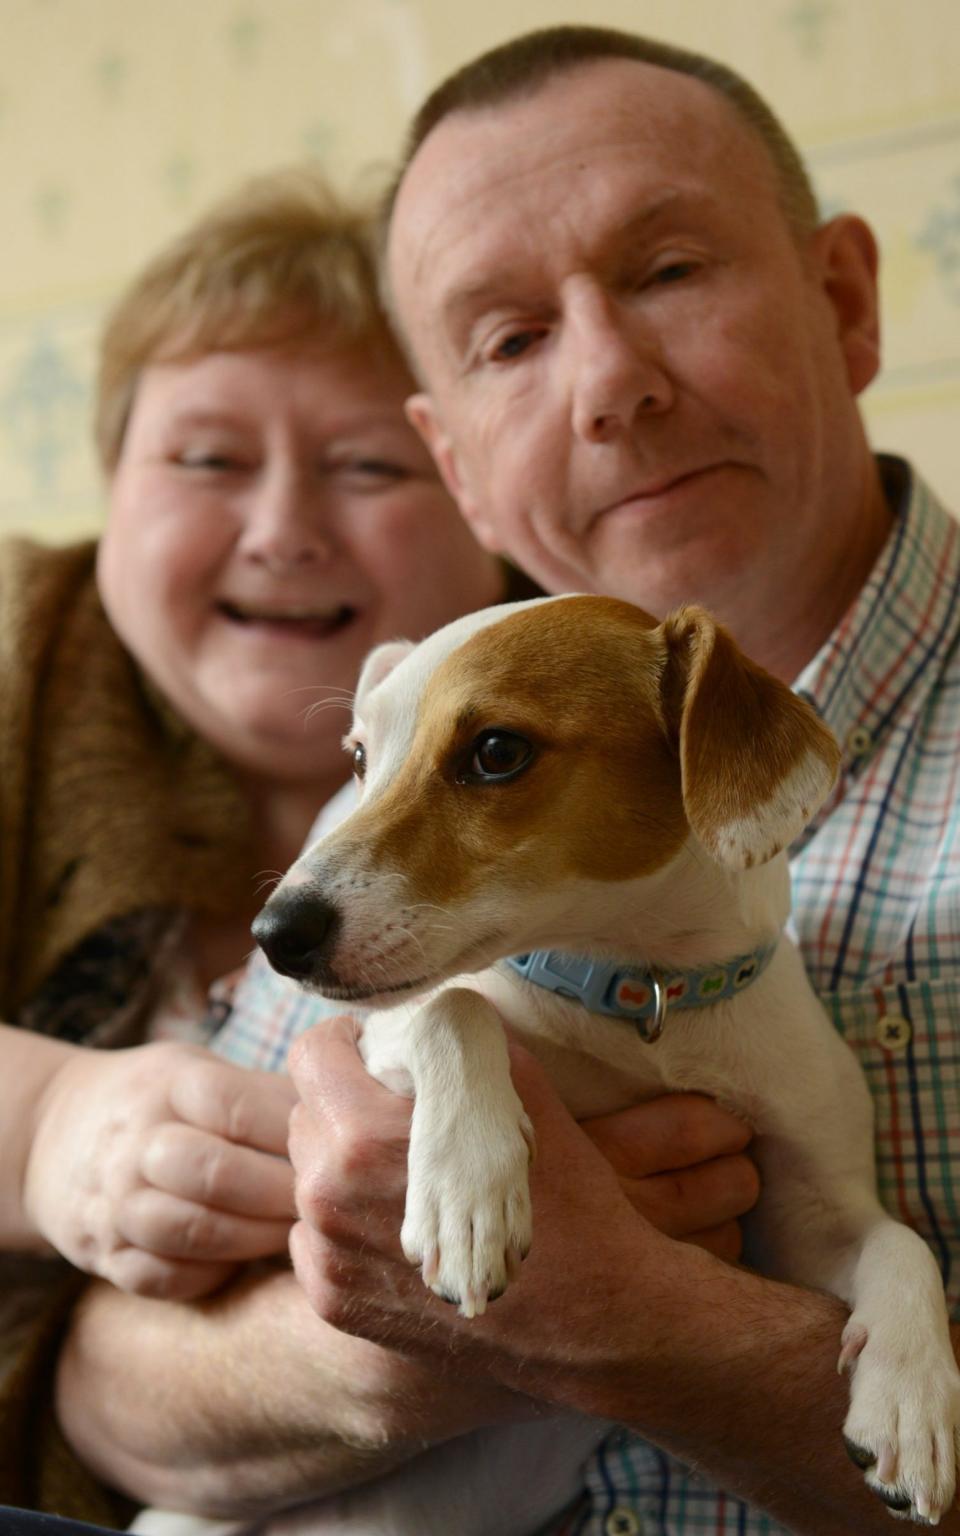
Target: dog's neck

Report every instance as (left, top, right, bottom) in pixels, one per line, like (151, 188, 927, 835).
(526, 838, 791, 974)
(502, 937, 781, 1041)
(495, 842, 791, 1041)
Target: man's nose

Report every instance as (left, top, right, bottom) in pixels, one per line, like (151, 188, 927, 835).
(238, 461, 338, 569)
(567, 289, 674, 444)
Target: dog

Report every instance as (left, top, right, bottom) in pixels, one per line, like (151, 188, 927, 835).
(255, 593, 960, 1530)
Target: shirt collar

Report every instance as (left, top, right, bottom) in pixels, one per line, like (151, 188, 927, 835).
(793, 457, 960, 828)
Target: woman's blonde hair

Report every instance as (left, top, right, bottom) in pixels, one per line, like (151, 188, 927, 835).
(96, 166, 394, 472)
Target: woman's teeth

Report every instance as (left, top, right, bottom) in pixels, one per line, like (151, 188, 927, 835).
(219, 602, 356, 636)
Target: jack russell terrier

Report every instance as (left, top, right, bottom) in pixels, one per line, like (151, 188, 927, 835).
(254, 593, 960, 1530)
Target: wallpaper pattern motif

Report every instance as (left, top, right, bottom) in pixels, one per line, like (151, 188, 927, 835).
(2, 0, 958, 538)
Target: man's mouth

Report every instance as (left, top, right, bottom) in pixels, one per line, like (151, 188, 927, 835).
(217, 601, 358, 640)
(603, 465, 720, 511)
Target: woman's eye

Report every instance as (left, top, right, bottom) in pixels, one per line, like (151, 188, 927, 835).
(461, 730, 535, 784)
(349, 458, 409, 479)
(351, 743, 367, 780)
(651, 261, 696, 286)
(330, 458, 417, 492)
(178, 452, 246, 472)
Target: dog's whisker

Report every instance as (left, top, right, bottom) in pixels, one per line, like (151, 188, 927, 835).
(253, 869, 286, 897)
(282, 684, 357, 703)
(302, 699, 357, 726)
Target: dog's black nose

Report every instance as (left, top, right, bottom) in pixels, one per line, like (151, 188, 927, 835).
(251, 891, 340, 981)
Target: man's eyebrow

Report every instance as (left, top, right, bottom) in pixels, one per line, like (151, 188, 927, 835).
(439, 276, 534, 336)
(438, 190, 711, 335)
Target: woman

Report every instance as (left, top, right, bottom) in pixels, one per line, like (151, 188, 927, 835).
(0, 165, 511, 1522)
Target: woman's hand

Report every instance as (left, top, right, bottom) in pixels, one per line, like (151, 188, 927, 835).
(24, 1039, 297, 1298)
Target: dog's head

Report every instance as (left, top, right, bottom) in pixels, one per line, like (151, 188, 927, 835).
(253, 595, 839, 1000)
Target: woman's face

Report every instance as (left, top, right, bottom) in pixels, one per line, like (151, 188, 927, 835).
(97, 338, 502, 792)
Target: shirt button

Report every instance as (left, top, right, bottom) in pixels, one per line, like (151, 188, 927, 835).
(604, 1510, 642, 1536)
(846, 725, 873, 759)
(877, 1015, 912, 1052)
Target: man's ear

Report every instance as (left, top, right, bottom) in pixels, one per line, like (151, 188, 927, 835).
(811, 215, 881, 397)
(660, 605, 841, 869)
(405, 394, 504, 552)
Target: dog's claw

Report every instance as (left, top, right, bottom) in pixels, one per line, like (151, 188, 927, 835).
(838, 1322, 868, 1375)
(420, 1246, 440, 1287)
(506, 1244, 524, 1281)
(876, 1443, 898, 1486)
(458, 1284, 489, 1320)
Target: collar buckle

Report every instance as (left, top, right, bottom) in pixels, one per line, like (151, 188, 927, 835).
(635, 970, 667, 1043)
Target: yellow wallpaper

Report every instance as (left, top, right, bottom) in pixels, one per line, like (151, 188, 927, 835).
(2, 0, 959, 538)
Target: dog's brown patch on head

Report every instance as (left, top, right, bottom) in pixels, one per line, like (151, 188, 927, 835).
(364, 597, 691, 906)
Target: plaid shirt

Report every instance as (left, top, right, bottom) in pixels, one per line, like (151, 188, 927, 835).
(213, 458, 960, 1536)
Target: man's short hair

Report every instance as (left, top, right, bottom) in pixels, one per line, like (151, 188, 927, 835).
(97, 166, 396, 473)
(382, 24, 819, 255)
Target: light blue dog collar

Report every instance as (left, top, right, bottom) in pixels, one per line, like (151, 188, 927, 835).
(502, 942, 779, 1044)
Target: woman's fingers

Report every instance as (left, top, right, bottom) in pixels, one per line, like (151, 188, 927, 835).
(139, 1121, 296, 1218)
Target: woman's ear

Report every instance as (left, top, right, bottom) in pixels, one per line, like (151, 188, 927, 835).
(405, 394, 504, 553)
(811, 215, 882, 397)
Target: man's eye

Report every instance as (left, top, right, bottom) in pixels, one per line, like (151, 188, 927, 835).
(489, 330, 541, 363)
(459, 730, 535, 784)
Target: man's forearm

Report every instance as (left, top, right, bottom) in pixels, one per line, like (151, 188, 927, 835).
(54, 1264, 524, 1517)
(424, 1234, 960, 1536)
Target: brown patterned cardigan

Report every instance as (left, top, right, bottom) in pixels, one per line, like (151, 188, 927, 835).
(0, 537, 256, 1524)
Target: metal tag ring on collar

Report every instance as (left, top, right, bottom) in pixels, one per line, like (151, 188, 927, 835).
(634, 971, 667, 1044)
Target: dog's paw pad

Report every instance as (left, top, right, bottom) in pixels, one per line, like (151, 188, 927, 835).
(843, 1434, 876, 1471)
(842, 1333, 960, 1526)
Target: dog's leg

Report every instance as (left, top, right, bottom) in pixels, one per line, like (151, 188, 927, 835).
(751, 1069, 960, 1526)
(836, 1217, 960, 1525)
(361, 988, 534, 1317)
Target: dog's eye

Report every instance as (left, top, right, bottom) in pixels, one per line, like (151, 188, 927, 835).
(351, 743, 367, 780)
(461, 730, 535, 784)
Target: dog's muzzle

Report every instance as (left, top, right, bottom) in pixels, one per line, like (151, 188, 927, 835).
(252, 889, 341, 981)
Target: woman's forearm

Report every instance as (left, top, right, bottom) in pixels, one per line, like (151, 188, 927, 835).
(55, 1264, 524, 1517)
(0, 1022, 73, 1250)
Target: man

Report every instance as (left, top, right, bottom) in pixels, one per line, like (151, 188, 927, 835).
(56, 26, 960, 1536)
(280, 24, 960, 1536)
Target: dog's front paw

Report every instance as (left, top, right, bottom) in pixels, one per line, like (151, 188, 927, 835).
(840, 1314, 960, 1524)
(401, 1105, 534, 1318)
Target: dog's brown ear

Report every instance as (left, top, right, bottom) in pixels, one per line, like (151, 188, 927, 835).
(356, 640, 415, 704)
(660, 605, 840, 869)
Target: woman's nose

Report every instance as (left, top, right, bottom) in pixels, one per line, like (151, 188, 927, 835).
(238, 463, 338, 569)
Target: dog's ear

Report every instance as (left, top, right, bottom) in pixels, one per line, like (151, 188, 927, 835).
(356, 640, 415, 705)
(659, 605, 840, 869)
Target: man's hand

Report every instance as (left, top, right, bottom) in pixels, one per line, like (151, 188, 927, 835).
(286, 1016, 758, 1350)
(25, 1040, 297, 1298)
(582, 1092, 759, 1260)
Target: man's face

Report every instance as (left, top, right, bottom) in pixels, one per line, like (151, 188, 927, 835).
(390, 59, 882, 662)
